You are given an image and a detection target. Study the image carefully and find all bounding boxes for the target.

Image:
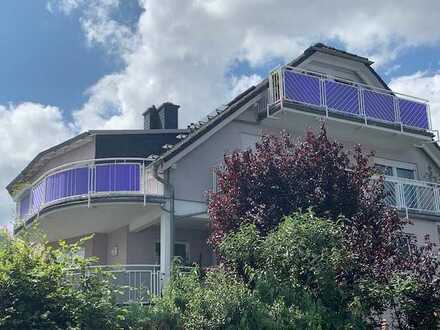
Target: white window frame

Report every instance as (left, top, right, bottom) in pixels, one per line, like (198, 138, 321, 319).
(375, 158, 421, 212)
(374, 157, 418, 179)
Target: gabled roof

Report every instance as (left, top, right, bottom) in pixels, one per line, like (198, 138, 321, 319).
(288, 43, 390, 91)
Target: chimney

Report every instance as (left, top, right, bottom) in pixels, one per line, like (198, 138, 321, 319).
(143, 102, 180, 130)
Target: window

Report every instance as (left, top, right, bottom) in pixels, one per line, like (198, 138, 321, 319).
(155, 242, 189, 263)
(375, 159, 418, 209)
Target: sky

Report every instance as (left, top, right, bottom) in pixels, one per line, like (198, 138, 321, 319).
(1, 0, 440, 228)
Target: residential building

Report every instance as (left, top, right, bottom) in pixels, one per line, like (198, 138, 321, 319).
(7, 43, 440, 300)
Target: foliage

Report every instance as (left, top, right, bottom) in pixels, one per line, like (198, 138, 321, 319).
(0, 227, 126, 330)
(139, 213, 369, 330)
(208, 126, 439, 328)
(389, 236, 440, 329)
(208, 127, 403, 277)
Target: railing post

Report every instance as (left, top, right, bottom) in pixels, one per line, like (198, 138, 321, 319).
(29, 188, 33, 219)
(434, 187, 440, 214)
(358, 87, 367, 125)
(398, 182, 409, 218)
(320, 78, 328, 117)
(143, 161, 146, 206)
(87, 164, 93, 208)
(394, 96, 403, 132)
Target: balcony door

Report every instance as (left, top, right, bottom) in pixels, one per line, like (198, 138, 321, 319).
(375, 159, 417, 210)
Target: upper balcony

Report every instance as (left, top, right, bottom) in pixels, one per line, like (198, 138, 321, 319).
(268, 66, 432, 135)
(15, 158, 164, 224)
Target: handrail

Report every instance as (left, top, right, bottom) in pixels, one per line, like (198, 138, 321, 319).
(68, 264, 162, 301)
(283, 66, 429, 102)
(383, 176, 440, 217)
(16, 158, 164, 221)
(269, 66, 432, 132)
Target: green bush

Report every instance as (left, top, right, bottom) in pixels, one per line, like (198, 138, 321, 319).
(0, 228, 126, 330)
(141, 213, 369, 330)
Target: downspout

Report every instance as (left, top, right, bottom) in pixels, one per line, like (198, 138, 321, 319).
(153, 161, 175, 217)
(153, 160, 175, 286)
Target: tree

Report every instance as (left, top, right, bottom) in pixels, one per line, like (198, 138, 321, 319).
(208, 125, 439, 327)
(209, 126, 401, 271)
(0, 228, 126, 330)
(142, 213, 370, 329)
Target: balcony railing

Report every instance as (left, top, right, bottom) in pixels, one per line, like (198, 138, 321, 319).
(384, 176, 440, 216)
(90, 264, 161, 302)
(70, 264, 195, 303)
(269, 66, 431, 131)
(16, 158, 164, 221)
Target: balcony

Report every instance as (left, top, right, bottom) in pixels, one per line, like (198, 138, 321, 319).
(384, 176, 440, 217)
(15, 158, 164, 222)
(269, 67, 431, 133)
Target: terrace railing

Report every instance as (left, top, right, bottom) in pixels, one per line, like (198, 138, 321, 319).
(91, 264, 161, 303)
(67, 264, 161, 303)
(16, 158, 164, 221)
(384, 176, 440, 217)
(269, 66, 431, 131)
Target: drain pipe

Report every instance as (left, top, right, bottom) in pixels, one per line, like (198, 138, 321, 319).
(153, 161, 175, 288)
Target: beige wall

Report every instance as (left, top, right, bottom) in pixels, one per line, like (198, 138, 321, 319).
(126, 225, 213, 266)
(34, 140, 95, 182)
(91, 233, 107, 264)
(106, 226, 128, 265)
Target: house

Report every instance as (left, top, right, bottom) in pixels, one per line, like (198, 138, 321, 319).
(7, 43, 440, 299)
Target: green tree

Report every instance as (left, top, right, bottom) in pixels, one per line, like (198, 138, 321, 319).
(0, 228, 126, 330)
(142, 213, 369, 330)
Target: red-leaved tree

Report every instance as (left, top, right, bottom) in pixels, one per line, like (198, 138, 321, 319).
(208, 126, 403, 273)
(207, 126, 440, 326)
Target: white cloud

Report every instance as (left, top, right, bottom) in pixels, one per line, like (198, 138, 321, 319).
(46, 0, 440, 132)
(389, 71, 440, 131)
(0, 103, 73, 227)
(229, 74, 262, 98)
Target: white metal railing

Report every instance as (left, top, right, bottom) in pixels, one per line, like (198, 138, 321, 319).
(91, 264, 161, 302)
(69, 264, 197, 303)
(68, 264, 161, 303)
(268, 66, 432, 132)
(15, 158, 164, 222)
(384, 176, 440, 216)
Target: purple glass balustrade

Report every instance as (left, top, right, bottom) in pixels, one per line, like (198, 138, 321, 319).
(274, 68, 430, 131)
(16, 159, 153, 221)
(45, 167, 89, 203)
(95, 164, 140, 193)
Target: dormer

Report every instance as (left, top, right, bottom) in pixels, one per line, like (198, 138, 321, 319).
(291, 43, 389, 90)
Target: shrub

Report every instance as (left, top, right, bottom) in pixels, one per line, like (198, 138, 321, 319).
(0, 228, 126, 330)
(143, 213, 369, 330)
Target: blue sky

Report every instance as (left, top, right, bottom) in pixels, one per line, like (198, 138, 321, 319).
(1, 0, 440, 227)
(0, 1, 130, 118)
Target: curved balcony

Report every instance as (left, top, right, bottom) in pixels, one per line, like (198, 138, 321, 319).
(16, 158, 164, 222)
